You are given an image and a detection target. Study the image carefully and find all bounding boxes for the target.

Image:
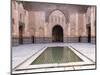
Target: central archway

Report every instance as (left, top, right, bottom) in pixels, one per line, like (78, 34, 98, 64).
(52, 25, 63, 42)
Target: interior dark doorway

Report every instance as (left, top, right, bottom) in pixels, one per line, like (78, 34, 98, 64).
(19, 25, 23, 44)
(32, 36, 34, 43)
(87, 25, 91, 43)
(78, 36, 81, 42)
(52, 25, 63, 42)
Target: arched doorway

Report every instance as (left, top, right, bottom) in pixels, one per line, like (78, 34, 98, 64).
(87, 24, 91, 43)
(87, 26, 91, 43)
(78, 36, 81, 42)
(19, 25, 23, 44)
(52, 25, 63, 42)
(32, 36, 34, 43)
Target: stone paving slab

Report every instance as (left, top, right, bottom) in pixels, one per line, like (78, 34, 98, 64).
(12, 43, 96, 69)
(12, 44, 45, 68)
(69, 43, 95, 62)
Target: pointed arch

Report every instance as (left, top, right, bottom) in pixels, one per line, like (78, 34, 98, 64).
(52, 25, 63, 42)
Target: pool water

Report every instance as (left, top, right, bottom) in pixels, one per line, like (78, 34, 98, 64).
(31, 47, 83, 65)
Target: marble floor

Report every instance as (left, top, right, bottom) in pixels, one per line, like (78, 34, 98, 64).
(12, 43, 96, 74)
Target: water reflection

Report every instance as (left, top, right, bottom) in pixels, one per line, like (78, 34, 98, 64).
(31, 47, 83, 65)
(51, 47, 64, 63)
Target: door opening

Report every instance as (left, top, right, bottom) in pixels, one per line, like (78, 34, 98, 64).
(52, 25, 63, 42)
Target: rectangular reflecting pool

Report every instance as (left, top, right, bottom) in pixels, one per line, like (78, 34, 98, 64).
(31, 47, 83, 65)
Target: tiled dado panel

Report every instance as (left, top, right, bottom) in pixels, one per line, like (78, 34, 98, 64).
(12, 37, 19, 46)
(34, 37, 52, 43)
(12, 37, 95, 46)
(91, 37, 96, 44)
(23, 37, 33, 44)
(12, 37, 32, 46)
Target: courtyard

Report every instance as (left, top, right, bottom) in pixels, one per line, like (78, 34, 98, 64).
(11, 0, 96, 74)
(12, 43, 96, 74)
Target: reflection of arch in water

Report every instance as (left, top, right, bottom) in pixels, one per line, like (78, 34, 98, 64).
(52, 47, 64, 63)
